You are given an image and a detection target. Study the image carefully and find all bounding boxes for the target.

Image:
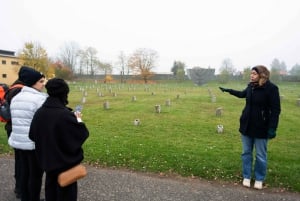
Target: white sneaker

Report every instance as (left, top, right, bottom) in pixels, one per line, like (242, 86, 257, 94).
(242, 178, 251, 187)
(254, 181, 263, 190)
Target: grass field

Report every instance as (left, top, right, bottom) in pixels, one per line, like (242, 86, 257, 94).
(1, 80, 299, 192)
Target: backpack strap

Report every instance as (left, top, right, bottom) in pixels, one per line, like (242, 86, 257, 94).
(9, 84, 24, 90)
(4, 84, 24, 104)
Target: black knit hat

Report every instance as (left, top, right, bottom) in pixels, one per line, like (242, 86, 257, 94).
(18, 66, 45, 86)
(45, 78, 69, 97)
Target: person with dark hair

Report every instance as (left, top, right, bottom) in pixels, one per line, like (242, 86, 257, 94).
(8, 66, 47, 201)
(29, 78, 89, 201)
(219, 65, 281, 190)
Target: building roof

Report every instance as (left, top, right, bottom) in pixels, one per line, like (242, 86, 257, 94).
(0, 49, 15, 57)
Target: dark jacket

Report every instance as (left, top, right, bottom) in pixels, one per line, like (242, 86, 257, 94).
(29, 97, 89, 172)
(228, 80, 281, 138)
(4, 80, 24, 137)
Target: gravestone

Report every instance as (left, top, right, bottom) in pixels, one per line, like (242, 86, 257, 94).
(165, 99, 171, 106)
(216, 124, 224, 133)
(211, 95, 216, 103)
(103, 101, 110, 109)
(216, 107, 222, 117)
(155, 105, 161, 113)
(297, 99, 300, 106)
(133, 119, 140, 126)
(132, 96, 137, 102)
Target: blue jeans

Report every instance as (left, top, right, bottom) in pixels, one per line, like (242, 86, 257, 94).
(241, 135, 268, 181)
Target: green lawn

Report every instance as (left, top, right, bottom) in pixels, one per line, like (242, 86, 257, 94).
(1, 80, 299, 192)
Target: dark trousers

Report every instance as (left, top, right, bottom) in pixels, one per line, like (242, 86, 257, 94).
(14, 148, 22, 194)
(5, 125, 21, 195)
(45, 170, 77, 201)
(19, 150, 43, 201)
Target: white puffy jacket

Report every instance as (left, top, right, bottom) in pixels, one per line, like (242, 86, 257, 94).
(8, 86, 47, 150)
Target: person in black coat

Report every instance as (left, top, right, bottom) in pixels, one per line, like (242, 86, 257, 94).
(4, 79, 24, 198)
(219, 65, 281, 190)
(29, 78, 89, 201)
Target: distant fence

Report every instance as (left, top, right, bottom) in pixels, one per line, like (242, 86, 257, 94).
(73, 74, 300, 83)
(74, 73, 189, 81)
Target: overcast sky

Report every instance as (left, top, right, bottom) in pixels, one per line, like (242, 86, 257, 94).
(1, 0, 300, 73)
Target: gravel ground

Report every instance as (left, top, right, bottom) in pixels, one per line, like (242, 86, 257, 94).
(0, 157, 299, 201)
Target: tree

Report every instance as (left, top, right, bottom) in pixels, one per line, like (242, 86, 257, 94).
(218, 58, 236, 83)
(270, 58, 281, 71)
(289, 63, 300, 76)
(128, 48, 158, 83)
(18, 41, 49, 74)
(99, 62, 113, 78)
(171, 61, 185, 76)
(77, 49, 86, 75)
(77, 47, 100, 76)
(270, 58, 286, 82)
(85, 47, 99, 76)
(242, 67, 251, 82)
(49, 61, 73, 80)
(58, 41, 79, 74)
(117, 51, 129, 83)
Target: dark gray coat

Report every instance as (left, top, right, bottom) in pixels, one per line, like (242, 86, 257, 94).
(229, 80, 281, 138)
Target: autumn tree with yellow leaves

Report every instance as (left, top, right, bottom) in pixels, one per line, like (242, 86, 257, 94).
(128, 48, 158, 83)
(18, 41, 49, 75)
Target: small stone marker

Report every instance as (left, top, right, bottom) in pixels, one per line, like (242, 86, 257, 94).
(216, 124, 224, 133)
(216, 107, 222, 117)
(297, 99, 300, 106)
(165, 99, 171, 106)
(103, 101, 110, 109)
(211, 95, 216, 103)
(155, 105, 161, 113)
(133, 119, 140, 126)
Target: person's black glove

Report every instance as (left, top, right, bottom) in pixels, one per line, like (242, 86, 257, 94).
(219, 87, 231, 93)
(267, 128, 276, 139)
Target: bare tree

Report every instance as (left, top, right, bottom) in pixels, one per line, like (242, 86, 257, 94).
(218, 58, 236, 83)
(290, 63, 300, 76)
(128, 48, 158, 83)
(58, 41, 79, 74)
(77, 49, 86, 75)
(117, 51, 129, 83)
(85, 47, 99, 76)
(270, 58, 287, 81)
(77, 47, 100, 76)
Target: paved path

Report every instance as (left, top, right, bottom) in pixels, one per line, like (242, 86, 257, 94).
(0, 157, 299, 201)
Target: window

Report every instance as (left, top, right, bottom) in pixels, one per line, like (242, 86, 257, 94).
(11, 61, 19, 65)
(2, 74, 7, 78)
(1, 60, 6, 64)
